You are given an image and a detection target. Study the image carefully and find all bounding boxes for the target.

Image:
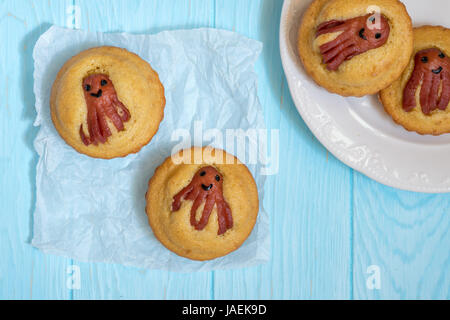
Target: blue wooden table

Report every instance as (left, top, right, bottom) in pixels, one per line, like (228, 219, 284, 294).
(0, 0, 448, 300)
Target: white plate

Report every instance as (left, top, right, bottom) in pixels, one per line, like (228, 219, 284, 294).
(280, 0, 450, 193)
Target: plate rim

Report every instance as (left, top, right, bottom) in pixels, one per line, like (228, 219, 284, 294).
(279, 0, 450, 194)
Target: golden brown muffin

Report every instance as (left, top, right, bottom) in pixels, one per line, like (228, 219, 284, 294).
(146, 147, 259, 261)
(298, 0, 413, 97)
(380, 26, 450, 135)
(50, 46, 165, 159)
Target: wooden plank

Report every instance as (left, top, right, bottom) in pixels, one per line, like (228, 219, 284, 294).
(3, 0, 448, 301)
(75, 0, 215, 33)
(0, 0, 73, 299)
(212, 0, 352, 299)
(353, 173, 450, 299)
(73, 261, 214, 300)
(70, 0, 215, 300)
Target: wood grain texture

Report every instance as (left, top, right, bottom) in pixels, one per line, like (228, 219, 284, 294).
(0, 0, 73, 299)
(0, 0, 448, 300)
(212, 0, 352, 299)
(353, 172, 450, 299)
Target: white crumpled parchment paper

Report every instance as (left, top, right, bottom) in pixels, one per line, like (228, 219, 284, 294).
(31, 26, 270, 272)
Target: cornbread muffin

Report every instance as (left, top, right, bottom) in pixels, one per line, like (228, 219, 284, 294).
(50, 46, 165, 159)
(146, 147, 259, 261)
(380, 26, 450, 135)
(298, 0, 413, 97)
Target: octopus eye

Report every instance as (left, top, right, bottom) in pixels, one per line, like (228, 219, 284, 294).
(85, 84, 91, 92)
(439, 52, 446, 59)
(375, 33, 382, 39)
(421, 56, 429, 63)
(101, 79, 108, 86)
(359, 28, 367, 40)
(200, 171, 206, 176)
(215, 175, 220, 182)
(369, 17, 376, 23)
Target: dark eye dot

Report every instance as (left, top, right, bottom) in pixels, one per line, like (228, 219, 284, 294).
(375, 33, 382, 39)
(359, 28, 367, 40)
(101, 79, 107, 86)
(439, 52, 446, 58)
(421, 56, 429, 63)
(200, 171, 206, 176)
(369, 17, 376, 23)
(215, 175, 220, 182)
(85, 84, 91, 92)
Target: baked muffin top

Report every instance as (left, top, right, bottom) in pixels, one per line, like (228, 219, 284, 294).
(298, 0, 413, 97)
(146, 147, 259, 261)
(380, 26, 450, 135)
(50, 46, 165, 159)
